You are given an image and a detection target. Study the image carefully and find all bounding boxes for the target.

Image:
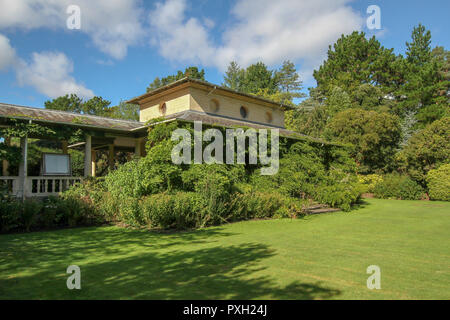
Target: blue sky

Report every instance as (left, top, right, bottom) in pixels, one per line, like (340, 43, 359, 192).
(0, 0, 448, 109)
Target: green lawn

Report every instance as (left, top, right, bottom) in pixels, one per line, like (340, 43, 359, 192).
(0, 199, 449, 300)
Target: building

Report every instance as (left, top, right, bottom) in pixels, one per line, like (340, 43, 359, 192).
(128, 77, 290, 128)
(0, 77, 318, 198)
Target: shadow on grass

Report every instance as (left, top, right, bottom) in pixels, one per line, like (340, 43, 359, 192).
(0, 226, 341, 300)
(349, 199, 372, 211)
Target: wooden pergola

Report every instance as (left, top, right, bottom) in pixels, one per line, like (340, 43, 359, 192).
(0, 103, 148, 198)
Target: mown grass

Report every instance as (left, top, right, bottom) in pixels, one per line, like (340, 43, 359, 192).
(0, 199, 449, 300)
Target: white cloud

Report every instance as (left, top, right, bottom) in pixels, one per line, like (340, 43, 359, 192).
(0, 33, 16, 71)
(16, 51, 94, 99)
(0, 0, 146, 59)
(149, 0, 217, 66)
(149, 0, 364, 72)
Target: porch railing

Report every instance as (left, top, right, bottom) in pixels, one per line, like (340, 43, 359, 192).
(0, 176, 83, 198)
(0, 176, 19, 195)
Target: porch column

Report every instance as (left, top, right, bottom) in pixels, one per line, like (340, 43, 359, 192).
(84, 135, 92, 177)
(18, 136, 28, 200)
(61, 140, 68, 154)
(134, 138, 144, 158)
(2, 137, 11, 176)
(91, 150, 96, 177)
(108, 144, 115, 170)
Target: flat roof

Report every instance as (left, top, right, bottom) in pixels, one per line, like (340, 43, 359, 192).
(126, 77, 296, 110)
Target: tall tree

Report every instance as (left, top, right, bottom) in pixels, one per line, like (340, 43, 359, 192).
(109, 101, 140, 121)
(223, 61, 244, 91)
(223, 60, 305, 105)
(313, 31, 401, 106)
(325, 109, 402, 173)
(406, 24, 432, 66)
(147, 66, 205, 92)
(82, 96, 111, 116)
(400, 24, 448, 126)
(241, 62, 278, 95)
(274, 60, 305, 103)
(45, 94, 111, 116)
(44, 94, 83, 113)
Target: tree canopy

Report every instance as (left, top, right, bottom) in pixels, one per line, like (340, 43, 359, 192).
(44, 95, 139, 121)
(147, 66, 205, 92)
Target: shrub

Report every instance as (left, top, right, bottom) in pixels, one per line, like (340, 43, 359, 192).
(325, 109, 402, 173)
(358, 174, 383, 193)
(426, 164, 450, 201)
(314, 169, 363, 211)
(140, 192, 205, 229)
(396, 117, 450, 185)
(374, 174, 425, 200)
(0, 200, 21, 233)
(231, 191, 305, 221)
(20, 199, 43, 232)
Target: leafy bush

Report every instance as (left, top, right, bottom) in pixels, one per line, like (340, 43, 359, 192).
(426, 164, 450, 201)
(374, 174, 425, 200)
(358, 174, 383, 193)
(21, 199, 44, 231)
(231, 191, 305, 221)
(0, 187, 21, 232)
(325, 109, 402, 173)
(141, 192, 205, 229)
(314, 169, 363, 211)
(396, 117, 450, 185)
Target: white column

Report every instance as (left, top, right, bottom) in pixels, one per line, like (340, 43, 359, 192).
(2, 137, 10, 176)
(91, 150, 96, 177)
(18, 136, 28, 199)
(135, 138, 143, 158)
(84, 135, 92, 177)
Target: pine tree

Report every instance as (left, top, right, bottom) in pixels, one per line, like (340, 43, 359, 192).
(400, 24, 448, 127)
(406, 24, 432, 66)
(222, 61, 244, 91)
(275, 60, 305, 103)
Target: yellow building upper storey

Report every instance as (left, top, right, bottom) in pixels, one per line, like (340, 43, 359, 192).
(127, 78, 293, 128)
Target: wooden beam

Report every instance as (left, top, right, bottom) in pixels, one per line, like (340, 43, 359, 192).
(84, 135, 92, 177)
(108, 144, 115, 170)
(61, 140, 68, 154)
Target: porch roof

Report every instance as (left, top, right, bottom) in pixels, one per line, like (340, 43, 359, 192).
(0, 102, 147, 134)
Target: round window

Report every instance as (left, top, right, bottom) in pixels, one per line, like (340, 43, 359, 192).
(159, 102, 167, 115)
(240, 106, 248, 118)
(209, 99, 220, 112)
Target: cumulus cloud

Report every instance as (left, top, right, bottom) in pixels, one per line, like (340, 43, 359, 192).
(0, 33, 16, 71)
(0, 0, 145, 59)
(16, 51, 94, 99)
(149, 0, 363, 72)
(149, 0, 217, 66)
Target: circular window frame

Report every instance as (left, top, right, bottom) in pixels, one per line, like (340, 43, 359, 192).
(159, 102, 167, 115)
(240, 106, 248, 119)
(209, 99, 220, 113)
